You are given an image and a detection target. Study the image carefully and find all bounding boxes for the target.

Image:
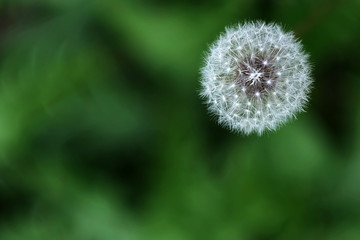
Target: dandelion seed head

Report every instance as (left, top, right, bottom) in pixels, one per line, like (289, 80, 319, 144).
(200, 21, 312, 135)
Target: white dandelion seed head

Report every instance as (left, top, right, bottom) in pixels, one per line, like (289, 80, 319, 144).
(200, 21, 312, 135)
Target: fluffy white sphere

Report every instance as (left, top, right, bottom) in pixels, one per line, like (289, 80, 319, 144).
(200, 21, 312, 135)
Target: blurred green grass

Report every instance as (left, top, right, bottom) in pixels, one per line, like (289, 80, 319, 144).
(1, 0, 360, 239)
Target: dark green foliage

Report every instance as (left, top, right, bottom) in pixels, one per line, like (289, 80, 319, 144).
(0, 0, 360, 239)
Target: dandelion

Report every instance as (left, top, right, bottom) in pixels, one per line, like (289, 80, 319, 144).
(200, 21, 312, 135)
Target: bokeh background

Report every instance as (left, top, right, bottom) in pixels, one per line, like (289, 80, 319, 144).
(1, 0, 360, 239)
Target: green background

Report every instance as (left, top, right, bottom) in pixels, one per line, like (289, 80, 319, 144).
(0, 0, 360, 239)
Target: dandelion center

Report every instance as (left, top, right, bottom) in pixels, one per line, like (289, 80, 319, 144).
(235, 56, 278, 98)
